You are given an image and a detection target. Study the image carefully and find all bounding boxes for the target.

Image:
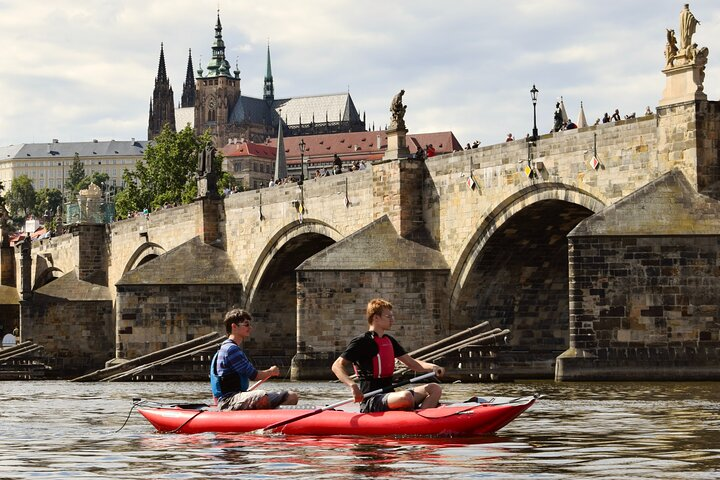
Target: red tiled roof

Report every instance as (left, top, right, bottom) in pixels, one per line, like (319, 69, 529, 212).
(221, 141, 276, 160)
(266, 130, 461, 166)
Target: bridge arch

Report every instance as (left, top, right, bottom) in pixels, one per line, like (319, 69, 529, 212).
(33, 266, 64, 290)
(122, 242, 166, 274)
(244, 219, 343, 309)
(242, 219, 342, 362)
(449, 183, 605, 375)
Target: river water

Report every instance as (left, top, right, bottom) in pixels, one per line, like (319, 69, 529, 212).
(0, 380, 718, 479)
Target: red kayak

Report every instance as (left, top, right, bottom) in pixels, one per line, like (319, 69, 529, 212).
(137, 395, 536, 436)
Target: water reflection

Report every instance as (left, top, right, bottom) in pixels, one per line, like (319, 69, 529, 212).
(1, 380, 719, 479)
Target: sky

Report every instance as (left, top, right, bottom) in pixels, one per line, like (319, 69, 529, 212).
(1, 1, 720, 148)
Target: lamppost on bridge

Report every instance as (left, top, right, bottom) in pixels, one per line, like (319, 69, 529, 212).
(298, 138, 306, 184)
(530, 84, 539, 142)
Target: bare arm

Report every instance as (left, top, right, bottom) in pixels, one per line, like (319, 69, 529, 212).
(255, 365, 280, 380)
(397, 354, 445, 378)
(332, 356, 364, 402)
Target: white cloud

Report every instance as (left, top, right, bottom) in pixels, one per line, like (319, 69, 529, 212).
(1, 0, 719, 146)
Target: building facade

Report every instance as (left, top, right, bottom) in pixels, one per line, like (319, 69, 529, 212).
(220, 139, 276, 189)
(0, 139, 147, 194)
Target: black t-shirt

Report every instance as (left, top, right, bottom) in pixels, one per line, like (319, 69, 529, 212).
(340, 331, 407, 393)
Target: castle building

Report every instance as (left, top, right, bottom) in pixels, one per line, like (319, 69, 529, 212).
(151, 13, 366, 147)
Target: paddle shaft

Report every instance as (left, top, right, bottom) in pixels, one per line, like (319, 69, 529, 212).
(262, 371, 437, 432)
(247, 376, 269, 392)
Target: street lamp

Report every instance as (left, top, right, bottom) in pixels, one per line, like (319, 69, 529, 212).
(530, 84, 539, 142)
(298, 139, 306, 184)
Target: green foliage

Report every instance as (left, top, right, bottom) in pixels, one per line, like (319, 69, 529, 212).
(0, 180, 5, 210)
(6, 175, 36, 219)
(34, 188, 63, 219)
(114, 125, 221, 219)
(65, 153, 86, 200)
(78, 172, 110, 192)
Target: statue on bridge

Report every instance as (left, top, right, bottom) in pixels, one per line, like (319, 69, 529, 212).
(664, 29, 678, 68)
(665, 4, 706, 69)
(197, 144, 216, 178)
(196, 143, 219, 199)
(389, 89, 407, 131)
(679, 4, 699, 53)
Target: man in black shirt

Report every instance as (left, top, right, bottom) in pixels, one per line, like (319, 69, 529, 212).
(332, 298, 445, 413)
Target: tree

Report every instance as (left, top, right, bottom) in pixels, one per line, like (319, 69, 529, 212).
(115, 124, 222, 218)
(65, 153, 86, 200)
(6, 175, 36, 219)
(78, 172, 110, 192)
(34, 188, 63, 219)
(0, 180, 6, 213)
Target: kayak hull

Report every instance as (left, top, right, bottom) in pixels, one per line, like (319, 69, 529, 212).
(137, 396, 535, 436)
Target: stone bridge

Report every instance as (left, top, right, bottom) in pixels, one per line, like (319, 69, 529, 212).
(13, 99, 720, 380)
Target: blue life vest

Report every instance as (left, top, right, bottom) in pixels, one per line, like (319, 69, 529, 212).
(210, 343, 250, 399)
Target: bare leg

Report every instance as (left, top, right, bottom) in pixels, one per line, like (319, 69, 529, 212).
(385, 390, 415, 410)
(412, 383, 442, 409)
(284, 391, 299, 405)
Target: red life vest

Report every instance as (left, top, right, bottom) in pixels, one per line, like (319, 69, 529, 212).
(372, 334, 395, 378)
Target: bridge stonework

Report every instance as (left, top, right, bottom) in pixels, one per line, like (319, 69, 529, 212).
(11, 100, 720, 380)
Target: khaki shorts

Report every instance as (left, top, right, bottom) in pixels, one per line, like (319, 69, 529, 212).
(217, 389, 289, 410)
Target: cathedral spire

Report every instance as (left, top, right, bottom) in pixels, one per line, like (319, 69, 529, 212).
(205, 12, 232, 77)
(263, 42, 274, 103)
(157, 43, 168, 82)
(148, 43, 176, 140)
(181, 48, 196, 108)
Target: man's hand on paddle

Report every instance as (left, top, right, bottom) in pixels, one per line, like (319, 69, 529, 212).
(349, 383, 364, 403)
(257, 365, 280, 380)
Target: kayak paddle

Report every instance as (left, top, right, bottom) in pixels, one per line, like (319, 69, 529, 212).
(262, 370, 437, 433)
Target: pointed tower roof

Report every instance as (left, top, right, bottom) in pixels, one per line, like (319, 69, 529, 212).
(149, 42, 175, 140)
(156, 42, 169, 83)
(263, 43, 274, 103)
(204, 12, 232, 78)
(577, 101, 588, 128)
(274, 117, 287, 180)
(181, 49, 196, 108)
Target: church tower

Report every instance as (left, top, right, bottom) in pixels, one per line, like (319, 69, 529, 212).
(181, 49, 196, 108)
(194, 13, 242, 146)
(148, 43, 176, 140)
(263, 44, 274, 103)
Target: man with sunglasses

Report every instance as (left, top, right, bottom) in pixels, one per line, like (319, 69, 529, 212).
(211, 308, 299, 410)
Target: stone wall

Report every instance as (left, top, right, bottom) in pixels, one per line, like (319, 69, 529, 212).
(559, 235, 720, 380)
(115, 283, 240, 359)
(293, 269, 449, 379)
(107, 202, 203, 292)
(20, 297, 113, 376)
(557, 170, 720, 380)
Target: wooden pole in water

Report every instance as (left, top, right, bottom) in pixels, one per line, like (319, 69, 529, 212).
(394, 328, 509, 375)
(406, 321, 490, 358)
